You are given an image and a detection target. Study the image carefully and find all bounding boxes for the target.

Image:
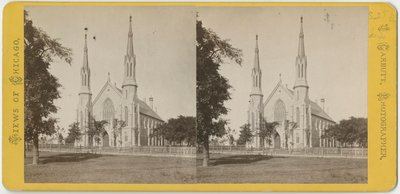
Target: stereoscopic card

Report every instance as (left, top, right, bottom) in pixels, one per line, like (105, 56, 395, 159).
(2, 2, 397, 192)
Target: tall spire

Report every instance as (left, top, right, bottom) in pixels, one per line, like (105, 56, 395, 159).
(127, 15, 134, 56)
(254, 34, 260, 70)
(80, 27, 91, 94)
(294, 16, 309, 89)
(298, 16, 305, 57)
(251, 34, 262, 96)
(122, 15, 138, 96)
(83, 27, 89, 69)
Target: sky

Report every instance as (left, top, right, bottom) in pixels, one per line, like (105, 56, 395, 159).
(25, 6, 196, 131)
(198, 6, 368, 135)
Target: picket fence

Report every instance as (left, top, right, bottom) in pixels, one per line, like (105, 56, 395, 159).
(209, 145, 367, 158)
(34, 144, 196, 157)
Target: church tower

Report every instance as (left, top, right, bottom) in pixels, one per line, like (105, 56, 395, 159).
(121, 16, 140, 147)
(293, 17, 312, 148)
(122, 16, 138, 98)
(77, 28, 93, 147)
(248, 35, 264, 148)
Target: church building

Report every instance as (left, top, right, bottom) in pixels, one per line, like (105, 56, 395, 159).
(247, 17, 336, 149)
(76, 16, 165, 147)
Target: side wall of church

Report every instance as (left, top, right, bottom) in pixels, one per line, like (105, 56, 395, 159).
(311, 116, 336, 147)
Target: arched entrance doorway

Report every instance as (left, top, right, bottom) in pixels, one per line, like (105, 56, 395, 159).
(103, 131, 109, 147)
(274, 133, 281, 148)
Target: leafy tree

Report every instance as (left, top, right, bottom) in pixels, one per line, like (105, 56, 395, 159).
(65, 122, 81, 144)
(197, 19, 242, 166)
(237, 124, 253, 145)
(112, 119, 126, 147)
(323, 117, 367, 148)
(87, 119, 108, 146)
(259, 120, 279, 147)
(228, 135, 235, 146)
(24, 11, 72, 165)
(152, 116, 196, 146)
(58, 133, 64, 144)
(284, 120, 297, 149)
(55, 125, 65, 144)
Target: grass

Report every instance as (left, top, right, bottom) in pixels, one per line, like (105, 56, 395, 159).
(196, 153, 368, 183)
(25, 152, 367, 184)
(25, 151, 196, 183)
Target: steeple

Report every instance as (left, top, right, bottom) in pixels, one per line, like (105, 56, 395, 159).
(122, 16, 138, 100)
(254, 34, 260, 70)
(251, 35, 263, 96)
(127, 15, 134, 57)
(80, 27, 91, 94)
(122, 15, 137, 88)
(294, 16, 309, 89)
(298, 16, 305, 57)
(248, 35, 264, 149)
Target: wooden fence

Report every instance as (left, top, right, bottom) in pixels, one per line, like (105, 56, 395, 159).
(33, 144, 196, 157)
(209, 145, 367, 158)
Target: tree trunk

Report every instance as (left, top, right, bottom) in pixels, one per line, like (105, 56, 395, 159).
(202, 137, 209, 167)
(32, 133, 39, 165)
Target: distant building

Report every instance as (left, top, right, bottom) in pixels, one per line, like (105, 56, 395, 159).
(76, 17, 164, 147)
(247, 17, 336, 149)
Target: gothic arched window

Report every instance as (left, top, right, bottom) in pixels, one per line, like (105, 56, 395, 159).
(251, 112, 254, 128)
(298, 64, 300, 77)
(126, 63, 129, 76)
(102, 98, 115, 124)
(80, 111, 83, 127)
(301, 63, 303, 77)
(296, 107, 300, 125)
(129, 62, 132, 77)
(274, 100, 286, 122)
(124, 106, 128, 124)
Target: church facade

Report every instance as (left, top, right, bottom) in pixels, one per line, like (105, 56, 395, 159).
(247, 17, 336, 149)
(75, 17, 165, 148)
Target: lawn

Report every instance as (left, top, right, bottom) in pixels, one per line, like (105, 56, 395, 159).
(25, 152, 367, 184)
(196, 154, 368, 183)
(25, 151, 196, 183)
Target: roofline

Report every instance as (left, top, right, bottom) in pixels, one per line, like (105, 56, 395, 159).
(263, 80, 294, 107)
(139, 112, 164, 122)
(311, 113, 336, 123)
(92, 81, 122, 106)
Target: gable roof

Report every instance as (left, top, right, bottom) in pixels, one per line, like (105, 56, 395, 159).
(92, 80, 163, 122)
(310, 101, 335, 122)
(137, 99, 163, 121)
(92, 81, 122, 106)
(263, 80, 294, 107)
(264, 79, 334, 123)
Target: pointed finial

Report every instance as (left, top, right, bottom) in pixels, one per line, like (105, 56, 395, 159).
(255, 34, 259, 52)
(84, 27, 88, 40)
(301, 16, 303, 23)
(279, 73, 282, 80)
(107, 72, 111, 82)
(130, 15, 132, 22)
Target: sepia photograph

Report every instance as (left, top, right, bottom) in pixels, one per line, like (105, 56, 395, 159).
(24, 6, 197, 183)
(23, 5, 368, 185)
(3, 1, 397, 191)
(196, 6, 368, 183)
